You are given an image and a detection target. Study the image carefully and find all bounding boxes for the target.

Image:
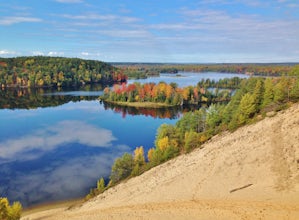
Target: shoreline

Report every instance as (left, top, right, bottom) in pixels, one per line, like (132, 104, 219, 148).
(22, 198, 84, 217)
(101, 100, 180, 108)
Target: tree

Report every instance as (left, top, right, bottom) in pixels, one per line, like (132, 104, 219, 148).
(252, 79, 264, 111)
(262, 78, 274, 107)
(132, 146, 146, 176)
(157, 136, 169, 151)
(110, 153, 134, 184)
(290, 78, 299, 100)
(133, 146, 145, 166)
(0, 197, 22, 220)
(7, 202, 22, 220)
(97, 177, 105, 193)
(184, 131, 200, 152)
(237, 93, 256, 125)
(206, 104, 223, 131)
(0, 198, 8, 220)
(147, 148, 155, 162)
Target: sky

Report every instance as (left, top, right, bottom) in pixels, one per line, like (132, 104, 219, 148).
(0, 0, 299, 63)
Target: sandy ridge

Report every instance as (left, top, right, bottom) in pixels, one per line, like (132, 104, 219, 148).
(22, 103, 299, 220)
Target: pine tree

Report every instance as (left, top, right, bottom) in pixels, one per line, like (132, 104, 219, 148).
(252, 79, 264, 111)
(237, 93, 256, 125)
(97, 177, 105, 192)
(262, 78, 274, 107)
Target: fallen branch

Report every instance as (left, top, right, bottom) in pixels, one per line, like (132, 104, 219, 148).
(230, 184, 253, 193)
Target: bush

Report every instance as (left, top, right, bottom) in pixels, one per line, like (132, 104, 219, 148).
(0, 197, 22, 220)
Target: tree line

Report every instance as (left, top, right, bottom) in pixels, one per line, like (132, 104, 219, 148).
(87, 70, 299, 199)
(0, 56, 127, 88)
(114, 63, 297, 77)
(0, 85, 102, 109)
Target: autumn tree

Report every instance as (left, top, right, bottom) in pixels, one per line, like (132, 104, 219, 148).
(131, 146, 146, 176)
(0, 197, 22, 220)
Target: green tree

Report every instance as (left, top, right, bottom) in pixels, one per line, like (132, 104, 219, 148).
(97, 177, 105, 193)
(290, 78, 299, 100)
(110, 153, 134, 184)
(206, 104, 223, 131)
(184, 131, 200, 153)
(237, 93, 256, 125)
(252, 79, 264, 111)
(262, 78, 274, 107)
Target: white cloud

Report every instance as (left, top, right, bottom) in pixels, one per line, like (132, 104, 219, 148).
(81, 51, 89, 56)
(60, 13, 141, 24)
(48, 51, 64, 56)
(0, 16, 42, 25)
(32, 51, 44, 56)
(0, 121, 117, 160)
(0, 50, 16, 55)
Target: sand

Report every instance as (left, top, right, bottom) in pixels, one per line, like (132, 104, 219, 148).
(22, 103, 299, 220)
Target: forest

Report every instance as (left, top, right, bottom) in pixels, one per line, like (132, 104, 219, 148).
(100, 77, 241, 107)
(87, 66, 299, 199)
(114, 62, 296, 78)
(0, 56, 127, 88)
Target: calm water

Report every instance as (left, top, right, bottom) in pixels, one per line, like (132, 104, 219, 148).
(0, 72, 248, 207)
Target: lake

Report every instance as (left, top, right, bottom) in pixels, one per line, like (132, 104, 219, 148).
(0, 72, 248, 207)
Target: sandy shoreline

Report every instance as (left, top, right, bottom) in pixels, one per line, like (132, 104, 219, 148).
(22, 103, 299, 220)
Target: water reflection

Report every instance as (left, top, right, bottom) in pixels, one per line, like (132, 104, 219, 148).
(0, 120, 116, 161)
(0, 119, 130, 207)
(0, 146, 129, 207)
(0, 84, 105, 109)
(103, 102, 205, 119)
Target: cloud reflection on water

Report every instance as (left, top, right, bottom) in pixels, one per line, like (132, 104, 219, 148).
(0, 120, 130, 207)
(2, 148, 129, 207)
(0, 120, 116, 161)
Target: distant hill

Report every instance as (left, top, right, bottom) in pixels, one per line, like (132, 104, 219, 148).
(0, 56, 127, 88)
(22, 103, 299, 220)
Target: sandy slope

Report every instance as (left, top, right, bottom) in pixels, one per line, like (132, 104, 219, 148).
(22, 104, 299, 220)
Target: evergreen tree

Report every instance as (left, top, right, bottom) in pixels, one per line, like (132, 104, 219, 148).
(262, 78, 274, 107)
(252, 79, 264, 111)
(237, 93, 256, 125)
(97, 177, 105, 192)
(110, 153, 134, 184)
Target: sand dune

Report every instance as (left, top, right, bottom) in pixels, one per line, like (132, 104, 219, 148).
(22, 103, 299, 220)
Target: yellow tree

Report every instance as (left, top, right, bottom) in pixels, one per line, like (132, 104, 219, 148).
(134, 146, 145, 166)
(147, 148, 155, 162)
(157, 136, 169, 151)
(132, 146, 146, 176)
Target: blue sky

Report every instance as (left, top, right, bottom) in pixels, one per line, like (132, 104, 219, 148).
(0, 0, 299, 63)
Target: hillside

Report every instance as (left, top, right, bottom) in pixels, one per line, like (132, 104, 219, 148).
(0, 56, 126, 88)
(22, 103, 299, 220)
